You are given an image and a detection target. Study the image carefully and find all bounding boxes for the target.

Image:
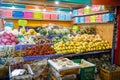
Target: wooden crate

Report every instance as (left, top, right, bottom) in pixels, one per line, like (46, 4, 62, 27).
(100, 67, 120, 80)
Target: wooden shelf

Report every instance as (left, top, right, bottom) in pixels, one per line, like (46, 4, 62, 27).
(72, 10, 112, 18)
(3, 17, 72, 22)
(74, 21, 113, 25)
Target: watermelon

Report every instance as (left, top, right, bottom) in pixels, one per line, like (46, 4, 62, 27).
(48, 30, 54, 35)
(39, 29, 47, 36)
(64, 29, 70, 34)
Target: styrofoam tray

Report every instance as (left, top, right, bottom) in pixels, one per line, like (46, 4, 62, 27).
(48, 58, 80, 71)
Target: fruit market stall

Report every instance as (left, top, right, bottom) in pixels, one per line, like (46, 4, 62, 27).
(0, 0, 118, 80)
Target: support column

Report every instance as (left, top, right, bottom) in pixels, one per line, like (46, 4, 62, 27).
(114, 7, 120, 65)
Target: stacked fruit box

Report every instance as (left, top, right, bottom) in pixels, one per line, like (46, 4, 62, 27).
(9, 64, 34, 80)
(48, 58, 80, 80)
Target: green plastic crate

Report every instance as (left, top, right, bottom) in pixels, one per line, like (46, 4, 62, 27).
(72, 59, 95, 80)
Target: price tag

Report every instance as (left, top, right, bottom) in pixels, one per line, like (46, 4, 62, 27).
(0, 18, 4, 29)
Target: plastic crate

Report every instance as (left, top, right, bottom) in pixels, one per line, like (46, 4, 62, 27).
(72, 59, 95, 80)
(73, 10, 78, 16)
(102, 13, 114, 22)
(33, 12, 42, 19)
(92, 5, 99, 12)
(74, 17, 80, 23)
(43, 13, 51, 20)
(96, 15, 102, 22)
(13, 11, 24, 18)
(78, 8, 84, 15)
(1, 10, 12, 17)
(100, 67, 120, 80)
(90, 15, 96, 22)
(51, 14, 58, 20)
(58, 14, 66, 20)
(79, 17, 85, 23)
(23, 12, 33, 18)
(85, 16, 90, 23)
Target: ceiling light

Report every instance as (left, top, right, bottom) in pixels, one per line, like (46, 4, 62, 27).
(86, 5, 90, 9)
(43, 8, 46, 12)
(70, 11, 72, 14)
(11, 6, 15, 9)
(55, 1, 59, 4)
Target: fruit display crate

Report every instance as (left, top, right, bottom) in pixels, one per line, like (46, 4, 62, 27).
(100, 67, 120, 80)
(9, 64, 34, 80)
(72, 59, 96, 80)
(48, 59, 80, 72)
(48, 59, 80, 77)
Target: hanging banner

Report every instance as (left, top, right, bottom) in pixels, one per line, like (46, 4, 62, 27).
(0, 18, 4, 29)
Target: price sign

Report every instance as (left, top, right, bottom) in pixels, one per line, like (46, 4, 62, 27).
(0, 18, 4, 29)
(0, 10, 4, 29)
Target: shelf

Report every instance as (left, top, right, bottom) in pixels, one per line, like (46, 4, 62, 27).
(3, 17, 72, 22)
(23, 54, 63, 61)
(74, 21, 113, 25)
(62, 49, 112, 58)
(72, 11, 112, 18)
(23, 49, 111, 61)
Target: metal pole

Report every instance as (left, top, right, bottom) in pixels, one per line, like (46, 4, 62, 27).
(111, 7, 118, 64)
